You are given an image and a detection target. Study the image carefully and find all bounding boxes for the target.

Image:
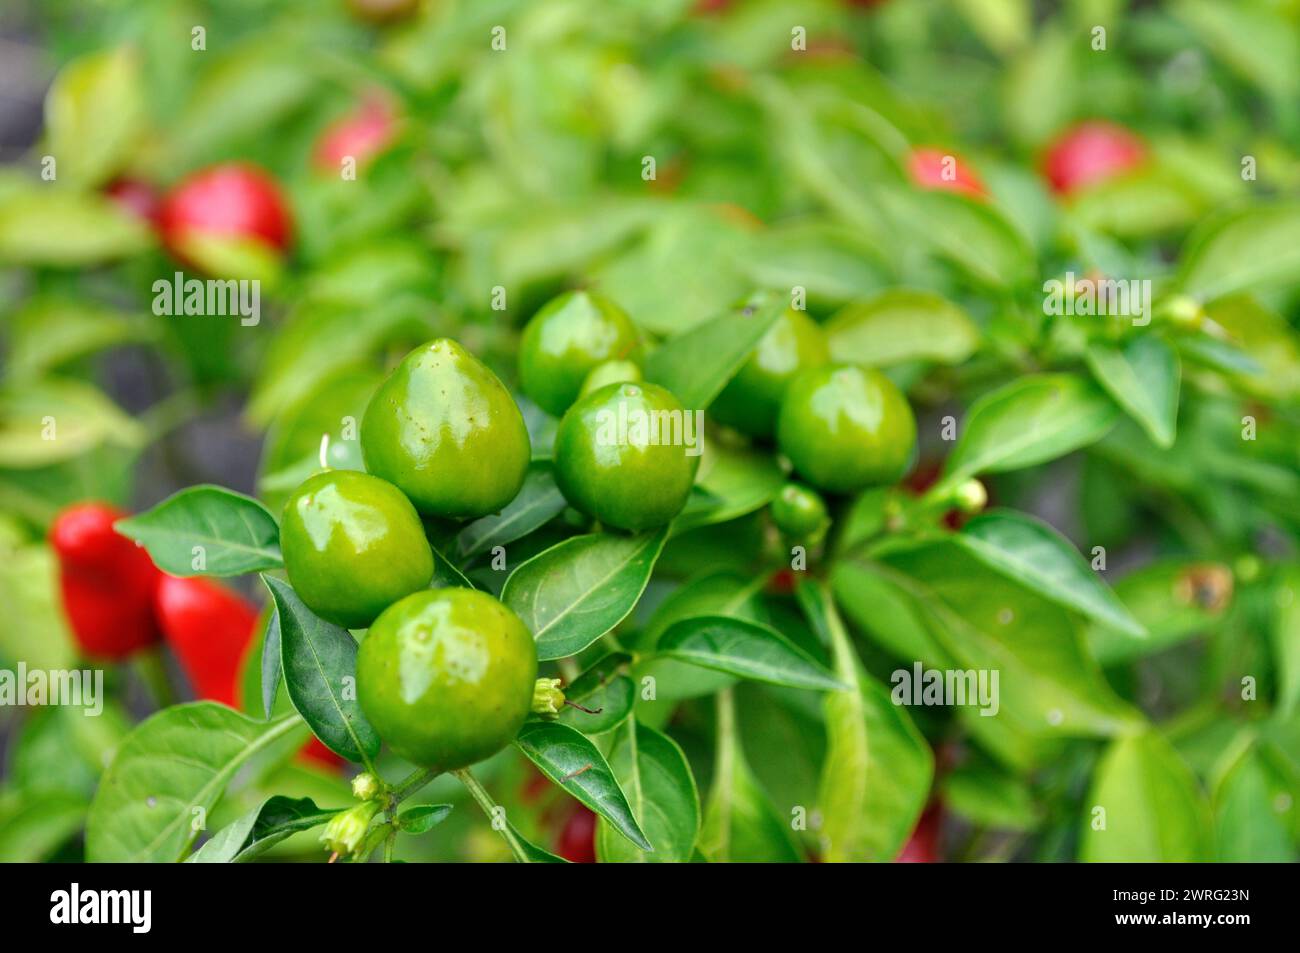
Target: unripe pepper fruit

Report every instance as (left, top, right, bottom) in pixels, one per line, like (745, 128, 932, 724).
(356, 587, 537, 770)
(49, 502, 162, 660)
(361, 338, 531, 520)
(280, 469, 434, 630)
(777, 364, 916, 494)
(709, 308, 829, 439)
(518, 290, 642, 417)
(554, 382, 700, 531)
(154, 575, 258, 708)
(157, 162, 293, 267)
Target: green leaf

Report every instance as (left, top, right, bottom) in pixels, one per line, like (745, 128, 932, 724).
(656, 615, 846, 692)
(261, 607, 282, 721)
(673, 439, 785, 533)
(955, 509, 1146, 638)
(907, 190, 1035, 288)
(1212, 743, 1294, 862)
(396, 803, 454, 835)
(44, 46, 145, 186)
(0, 793, 87, 862)
(1203, 294, 1300, 401)
(247, 296, 430, 426)
(875, 540, 1139, 736)
(699, 691, 802, 863)
(502, 528, 667, 660)
(943, 373, 1119, 482)
(504, 821, 569, 863)
(556, 653, 635, 735)
(187, 795, 341, 863)
(116, 485, 282, 576)
(6, 297, 149, 380)
(595, 718, 700, 863)
(644, 293, 786, 409)
(1085, 559, 1234, 665)
(633, 572, 766, 702)
(1273, 568, 1300, 719)
(826, 289, 979, 367)
(940, 758, 1041, 832)
(1174, 0, 1299, 99)
(1081, 730, 1214, 862)
(0, 545, 76, 671)
(799, 583, 933, 862)
(1084, 335, 1180, 448)
(0, 188, 150, 266)
(515, 720, 651, 851)
(263, 576, 380, 764)
(0, 378, 144, 468)
(1176, 203, 1300, 303)
(86, 704, 306, 862)
(429, 540, 479, 590)
(456, 462, 566, 561)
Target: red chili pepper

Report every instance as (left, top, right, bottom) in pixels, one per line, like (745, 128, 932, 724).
(555, 805, 598, 863)
(298, 736, 346, 770)
(153, 575, 258, 708)
(157, 162, 293, 266)
(313, 93, 396, 173)
(895, 803, 943, 863)
(907, 147, 987, 200)
(50, 502, 162, 660)
(1041, 121, 1147, 196)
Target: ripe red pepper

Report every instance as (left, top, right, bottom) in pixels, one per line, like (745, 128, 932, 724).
(895, 803, 942, 862)
(153, 575, 258, 708)
(555, 805, 598, 863)
(1041, 121, 1146, 196)
(50, 503, 162, 660)
(299, 737, 347, 770)
(313, 94, 397, 173)
(157, 162, 293, 266)
(908, 147, 986, 200)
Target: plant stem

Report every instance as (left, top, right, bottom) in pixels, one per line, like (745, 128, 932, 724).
(453, 768, 531, 863)
(391, 766, 441, 804)
(134, 647, 176, 709)
(384, 828, 396, 863)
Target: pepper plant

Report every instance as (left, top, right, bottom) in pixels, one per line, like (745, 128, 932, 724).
(2, 0, 1300, 864)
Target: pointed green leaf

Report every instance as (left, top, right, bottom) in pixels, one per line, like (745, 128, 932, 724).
(116, 485, 282, 576)
(263, 576, 380, 764)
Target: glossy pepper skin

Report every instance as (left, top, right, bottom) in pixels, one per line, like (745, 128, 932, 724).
(280, 470, 434, 629)
(777, 364, 916, 494)
(770, 482, 829, 539)
(1041, 121, 1146, 196)
(157, 162, 293, 264)
(154, 575, 258, 707)
(361, 338, 531, 519)
(50, 503, 162, 660)
(709, 308, 829, 438)
(554, 381, 700, 532)
(579, 359, 642, 398)
(356, 588, 537, 770)
(518, 290, 642, 417)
